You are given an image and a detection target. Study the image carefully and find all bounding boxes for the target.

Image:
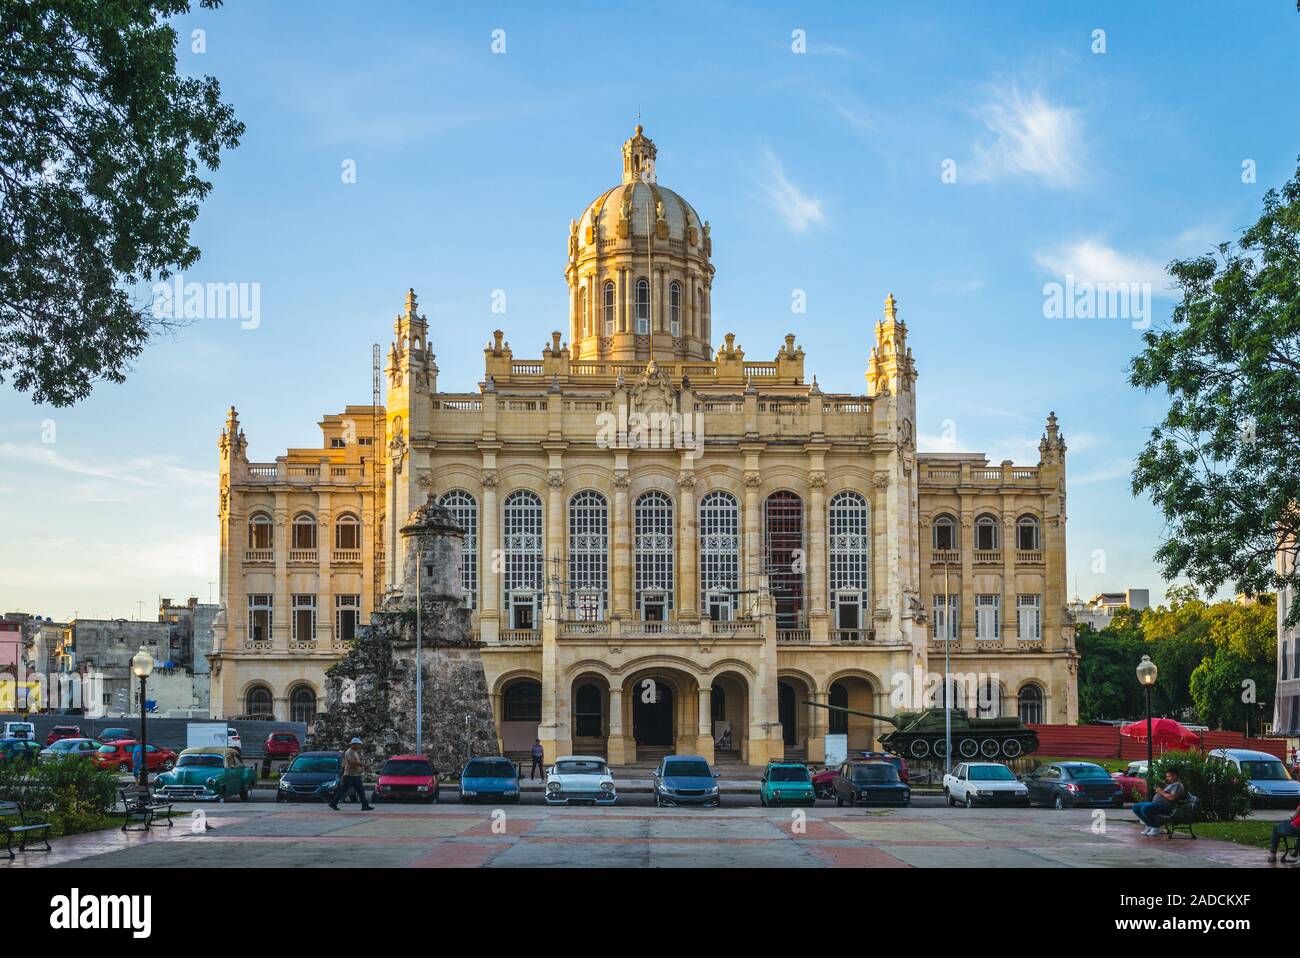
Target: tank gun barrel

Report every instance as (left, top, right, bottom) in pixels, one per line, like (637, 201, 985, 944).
(802, 701, 900, 727)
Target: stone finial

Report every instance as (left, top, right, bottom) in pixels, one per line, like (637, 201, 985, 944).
(883, 292, 898, 321)
(405, 288, 419, 318)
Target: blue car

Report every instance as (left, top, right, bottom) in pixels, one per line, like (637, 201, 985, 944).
(459, 757, 521, 804)
(653, 755, 721, 807)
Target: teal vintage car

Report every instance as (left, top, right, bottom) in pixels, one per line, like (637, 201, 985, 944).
(759, 760, 817, 807)
(154, 747, 256, 802)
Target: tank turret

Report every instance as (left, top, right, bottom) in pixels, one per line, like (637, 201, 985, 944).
(806, 702, 1039, 761)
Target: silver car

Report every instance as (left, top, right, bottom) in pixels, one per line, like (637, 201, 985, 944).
(39, 738, 102, 762)
(1209, 748, 1300, 808)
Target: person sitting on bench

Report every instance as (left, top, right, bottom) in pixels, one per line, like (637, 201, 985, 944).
(1267, 801, 1300, 864)
(1133, 768, 1186, 837)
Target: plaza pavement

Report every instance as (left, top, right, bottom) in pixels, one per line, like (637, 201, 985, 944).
(4, 799, 1292, 869)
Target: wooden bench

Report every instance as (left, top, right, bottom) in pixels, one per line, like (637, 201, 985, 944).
(0, 801, 52, 859)
(118, 787, 174, 832)
(1160, 794, 1199, 839)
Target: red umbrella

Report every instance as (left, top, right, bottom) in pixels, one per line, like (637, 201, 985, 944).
(1120, 717, 1202, 749)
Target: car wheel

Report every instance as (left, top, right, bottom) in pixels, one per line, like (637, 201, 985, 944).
(119, 762, 130, 773)
(835, 793, 843, 807)
(848, 793, 857, 808)
(965, 795, 974, 810)
(946, 793, 956, 807)
(1053, 795, 1065, 810)
(239, 784, 250, 801)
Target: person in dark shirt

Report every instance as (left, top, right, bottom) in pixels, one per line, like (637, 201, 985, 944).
(529, 739, 545, 780)
(1133, 769, 1186, 836)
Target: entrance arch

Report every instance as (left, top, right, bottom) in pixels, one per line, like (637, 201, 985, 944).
(570, 673, 609, 757)
(618, 665, 701, 761)
(632, 680, 674, 747)
(709, 670, 751, 763)
(827, 673, 879, 751)
(499, 677, 542, 754)
(778, 672, 815, 752)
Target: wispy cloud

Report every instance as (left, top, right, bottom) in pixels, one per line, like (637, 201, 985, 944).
(832, 101, 875, 140)
(756, 147, 826, 233)
(0, 443, 213, 490)
(968, 84, 1084, 189)
(1034, 239, 1173, 296)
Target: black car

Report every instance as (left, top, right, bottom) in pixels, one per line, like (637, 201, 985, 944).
(1025, 762, 1123, 809)
(833, 760, 911, 807)
(276, 751, 343, 803)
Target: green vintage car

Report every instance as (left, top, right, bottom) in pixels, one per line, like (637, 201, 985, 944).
(759, 760, 817, 807)
(154, 746, 256, 802)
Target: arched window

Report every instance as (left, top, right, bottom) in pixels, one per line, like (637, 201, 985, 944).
(765, 491, 804, 630)
(568, 491, 608, 619)
(635, 491, 674, 618)
(502, 491, 543, 629)
(503, 681, 542, 722)
(634, 277, 650, 334)
(932, 513, 956, 552)
(974, 514, 1000, 551)
(248, 512, 273, 550)
(439, 490, 478, 609)
(291, 513, 317, 550)
(1016, 515, 1041, 551)
(578, 287, 588, 337)
(699, 491, 739, 620)
(245, 685, 273, 717)
(290, 686, 317, 724)
(574, 684, 602, 738)
(669, 281, 682, 336)
(1018, 683, 1044, 724)
(829, 682, 849, 733)
(828, 491, 870, 630)
(334, 513, 361, 551)
(603, 281, 616, 336)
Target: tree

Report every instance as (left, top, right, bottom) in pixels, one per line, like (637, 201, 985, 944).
(1129, 160, 1300, 623)
(1190, 645, 1274, 734)
(0, 0, 242, 406)
(1075, 624, 1147, 722)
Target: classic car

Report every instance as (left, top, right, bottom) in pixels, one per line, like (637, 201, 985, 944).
(1024, 762, 1124, 809)
(277, 751, 343, 802)
(39, 738, 102, 762)
(1111, 761, 1150, 803)
(943, 762, 1030, 807)
(760, 761, 817, 807)
(652, 755, 721, 807)
(93, 740, 176, 773)
(459, 757, 521, 804)
(373, 754, 438, 803)
(813, 751, 908, 798)
(154, 747, 257, 801)
(545, 756, 617, 806)
(0, 738, 43, 765)
(833, 760, 911, 807)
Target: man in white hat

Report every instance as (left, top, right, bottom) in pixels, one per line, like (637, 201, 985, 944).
(329, 737, 373, 810)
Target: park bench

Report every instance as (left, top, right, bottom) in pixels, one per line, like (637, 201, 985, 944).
(0, 801, 52, 859)
(118, 787, 174, 832)
(1160, 793, 1198, 839)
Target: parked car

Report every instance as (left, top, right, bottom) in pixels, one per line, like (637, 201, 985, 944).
(458, 757, 521, 804)
(264, 732, 301, 760)
(277, 751, 343, 803)
(98, 727, 132, 744)
(545, 756, 617, 806)
(1111, 761, 1149, 803)
(92, 741, 177, 773)
(155, 747, 256, 801)
(1024, 761, 1123, 809)
(0, 738, 43, 765)
(760, 761, 816, 807)
(39, 738, 102, 762)
(373, 755, 438, 804)
(813, 751, 909, 797)
(652, 755, 721, 807)
(833, 760, 911, 807)
(1208, 748, 1300, 809)
(226, 728, 242, 754)
(45, 725, 83, 745)
(943, 762, 1030, 807)
(2, 721, 35, 740)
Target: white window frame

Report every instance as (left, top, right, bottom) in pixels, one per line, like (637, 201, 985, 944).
(502, 490, 543, 624)
(974, 515, 999, 551)
(932, 594, 958, 640)
(932, 514, 956, 552)
(439, 490, 478, 609)
(335, 594, 361, 642)
(829, 491, 870, 619)
(292, 594, 317, 642)
(603, 281, 616, 336)
(699, 491, 738, 616)
(1016, 516, 1041, 551)
(669, 281, 682, 337)
(975, 594, 1000, 640)
(1017, 594, 1042, 640)
(635, 490, 674, 615)
(568, 491, 608, 618)
(634, 277, 650, 334)
(247, 594, 273, 641)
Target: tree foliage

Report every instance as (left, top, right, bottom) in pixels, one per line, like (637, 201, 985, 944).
(0, 0, 242, 405)
(1129, 160, 1300, 623)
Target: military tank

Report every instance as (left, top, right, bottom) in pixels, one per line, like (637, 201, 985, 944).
(806, 702, 1039, 760)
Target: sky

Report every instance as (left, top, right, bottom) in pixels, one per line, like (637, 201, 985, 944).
(2, 1, 1299, 622)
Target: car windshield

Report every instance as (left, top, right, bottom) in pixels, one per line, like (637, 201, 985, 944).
(464, 760, 515, 778)
(1241, 760, 1290, 781)
(769, 767, 810, 782)
(383, 760, 433, 777)
(968, 765, 1015, 781)
(1066, 765, 1111, 780)
(289, 756, 339, 773)
(851, 764, 899, 783)
(664, 761, 712, 778)
(97, 745, 118, 754)
(178, 754, 224, 768)
(102, 730, 128, 738)
(554, 760, 608, 776)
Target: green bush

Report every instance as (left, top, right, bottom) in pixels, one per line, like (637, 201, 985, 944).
(1152, 750, 1251, 822)
(0, 759, 121, 835)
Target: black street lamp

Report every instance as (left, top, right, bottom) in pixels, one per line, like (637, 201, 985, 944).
(131, 645, 154, 789)
(1136, 654, 1158, 799)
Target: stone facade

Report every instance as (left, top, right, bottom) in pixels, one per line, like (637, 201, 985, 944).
(211, 127, 1078, 763)
(1275, 550, 1300, 737)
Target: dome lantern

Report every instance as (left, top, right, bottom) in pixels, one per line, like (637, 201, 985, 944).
(622, 124, 657, 184)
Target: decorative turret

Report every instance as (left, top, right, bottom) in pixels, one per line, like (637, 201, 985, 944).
(622, 124, 657, 183)
(1039, 410, 1067, 465)
(866, 293, 917, 397)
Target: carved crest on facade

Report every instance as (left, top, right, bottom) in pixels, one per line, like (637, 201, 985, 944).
(630, 359, 677, 415)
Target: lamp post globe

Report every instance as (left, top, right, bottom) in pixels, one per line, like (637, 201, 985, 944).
(131, 645, 154, 789)
(1136, 654, 1158, 802)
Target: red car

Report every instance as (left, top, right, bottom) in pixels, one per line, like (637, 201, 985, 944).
(372, 754, 439, 804)
(45, 725, 83, 746)
(93, 740, 177, 773)
(813, 751, 908, 798)
(264, 732, 302, 759)
(1110, 761, 1150, 803)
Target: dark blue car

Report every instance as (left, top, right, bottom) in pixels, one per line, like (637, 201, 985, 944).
(653, 755, 721, 807)
(459, 757, 521, 804)
(276, 751, 342, 802)
(833, 760, 911, 807)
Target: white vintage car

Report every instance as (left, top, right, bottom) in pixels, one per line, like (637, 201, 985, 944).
(545, 755, 618, 806)
(943, 761, 1030, 808)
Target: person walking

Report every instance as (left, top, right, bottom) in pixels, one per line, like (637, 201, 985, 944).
(329, 737, 373, 811)
(1132, 768, 1186, 836)
(529, 739, 545, 780)
(1266, 801, 1300, 863)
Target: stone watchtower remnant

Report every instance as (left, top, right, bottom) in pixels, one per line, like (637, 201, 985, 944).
(313, 496, 498, 771)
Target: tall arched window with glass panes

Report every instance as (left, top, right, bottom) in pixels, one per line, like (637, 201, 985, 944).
(568, 491, 608, 620)
(699, 491, 739, 621)
(438, 490, 477, 609)
(502, 490, 543, 630)
(635, 491, 674, 619)
(828, 491, 870, 636)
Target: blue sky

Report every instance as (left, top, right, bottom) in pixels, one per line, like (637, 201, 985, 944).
(3, 1, 1299, 621)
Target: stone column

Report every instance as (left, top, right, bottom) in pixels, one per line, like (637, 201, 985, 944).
(317, 492, 332, 651)
(1001, 512, 1017, 650)
(808, 471, 828, 643)
(696, 685, 715, 762)
(612, 469, 632, 617)
(480, 471, 500, 643)
(273, 492, 289, 650)
(959, 498, 975, 652)
(547, 467, 565, 586)
(678, 468, 698, 619)
(606, 687, 626, 765)
(743, 469, 762, 583)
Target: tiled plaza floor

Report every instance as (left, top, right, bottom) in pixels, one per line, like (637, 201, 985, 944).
(4, 803, 1293, 869)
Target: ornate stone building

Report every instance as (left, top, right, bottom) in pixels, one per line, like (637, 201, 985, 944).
(210, 127, 1078, 763)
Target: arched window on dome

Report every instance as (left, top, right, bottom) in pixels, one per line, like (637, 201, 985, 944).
(578, 287, 588, 337)
(603, 281, 615, 336)
(635, 278, 650, 335)
(669, 281, 682, 337)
